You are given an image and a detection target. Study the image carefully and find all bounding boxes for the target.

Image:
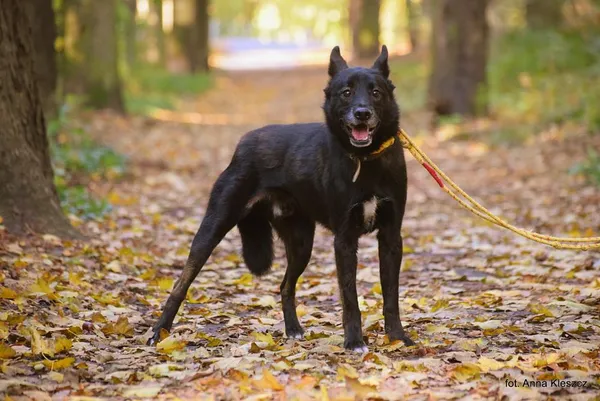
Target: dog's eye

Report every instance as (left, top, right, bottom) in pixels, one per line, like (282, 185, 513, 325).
(341, 89, 351, 98)
(372, 89, 381, 99)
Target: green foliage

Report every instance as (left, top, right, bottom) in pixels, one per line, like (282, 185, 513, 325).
(570, 149, 600, 186)
(488, 28, 600, 131)
(124, 67, 213, 115)
(49, 107, 127, 219)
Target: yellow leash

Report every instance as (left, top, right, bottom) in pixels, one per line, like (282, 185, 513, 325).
(397, 129, 600, 250)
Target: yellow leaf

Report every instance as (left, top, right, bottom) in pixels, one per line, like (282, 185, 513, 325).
(255, 295, 277, 308)
(533, 353, 561, 367)
(474, 320, 502, 330)
(156, 336, 186, 354)
(401, 259, 413, 272)
(0, 343, 16, 359)
(234, 273, 253, 286)
(337, 364, 359, 380)
(371, 283, 382, 295)
(529, 303, 554, 317)
(91, 312, 107, 323)
(0, 287, 17, 300)
(345, 377, 377, 398)
(28, 279, 58, 301)
(224, 253, 242, 264)
(102, 317, 134, 337)
(42, 357, 75, 370)
(431, 298, 449, 312)
(253, 369, 283, 391)
(122, 384, 163, 398)
(477, 357, 505, 372)
(251, 331, 275, 346)
(105, 260, 122, 273)
(157, 277, 174, 291)
(48, 371, 64, 382)
(451, 363, 481, 382)
(30, 327, 52, 356)
(140, 269, 156, 280)
(53, 337, 72, 353)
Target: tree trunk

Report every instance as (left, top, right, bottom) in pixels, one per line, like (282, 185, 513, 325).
(428, 0, 490, 117)
(124, 0, 137, 69)
(24, 0, 58, 119)
(406, 0, 419, 52)
(155, 0, 166, 67)
(0, 0, 79, 238)
(190, 0, 210, 72)
(350, 0, 381, 59)
(526, 0, 565, 29)
(82, 0, 125, 112)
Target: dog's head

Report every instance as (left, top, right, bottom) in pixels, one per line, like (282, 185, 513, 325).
(323, 46, 399, 155)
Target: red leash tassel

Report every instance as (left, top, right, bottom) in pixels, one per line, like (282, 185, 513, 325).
(422, 162, 444, 188)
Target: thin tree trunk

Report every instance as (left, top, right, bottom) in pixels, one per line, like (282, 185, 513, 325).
(350, 0, 381, 59)
(124, 0, 137, 69)
(155, 0, 166, 67)
(406, 0, 419, 52)
(24, 0, 58, 118)
(526, 0, 565, 29)
(0, 0, 79, 238)
(82, 0, 125, 112)
(190, 0, 209, 72)
(428, 0, 490, 116)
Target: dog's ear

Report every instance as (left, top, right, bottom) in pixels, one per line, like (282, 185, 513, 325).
(372, 45, 390, 78)
(328, 46, 348, 77)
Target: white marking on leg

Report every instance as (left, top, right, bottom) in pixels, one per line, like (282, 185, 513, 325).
(363, 197, 378, 229)
(273, 203, 283, 217)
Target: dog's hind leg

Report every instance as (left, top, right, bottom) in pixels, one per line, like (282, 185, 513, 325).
(273, 214, 315, 339)
(148, 165, 256, 345)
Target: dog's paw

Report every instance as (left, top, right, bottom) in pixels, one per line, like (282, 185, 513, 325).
(344, 339, 369, 353)
(388, 330, 416, 347)
(286, 327, 305, 340)
(402, 336, 416, 346)
(147, 330, 164, 346)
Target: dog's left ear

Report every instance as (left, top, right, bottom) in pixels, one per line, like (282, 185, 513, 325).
(328, 46, 348, 77)
(372, 45, 390, 78)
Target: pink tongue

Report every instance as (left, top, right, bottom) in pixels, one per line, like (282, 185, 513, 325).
(351, 127, 369, 141)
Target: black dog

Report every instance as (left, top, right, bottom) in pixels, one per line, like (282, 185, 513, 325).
(149, 45, 414, 352)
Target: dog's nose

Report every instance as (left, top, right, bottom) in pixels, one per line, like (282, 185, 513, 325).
(353, 108, 372, 121)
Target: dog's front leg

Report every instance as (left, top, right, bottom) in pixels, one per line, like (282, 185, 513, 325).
(377, 218, 415, 346)
(334, 233, 367, 352)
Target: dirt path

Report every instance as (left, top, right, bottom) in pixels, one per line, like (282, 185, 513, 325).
(1, 67, 599, 400)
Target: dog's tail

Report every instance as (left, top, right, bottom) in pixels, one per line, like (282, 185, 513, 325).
(237, 202, 273, 276)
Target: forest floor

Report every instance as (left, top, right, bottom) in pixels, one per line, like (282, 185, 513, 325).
(1, 64, 600, 400)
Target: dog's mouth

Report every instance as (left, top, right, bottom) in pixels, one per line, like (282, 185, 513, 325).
(346, 123, 377, 147)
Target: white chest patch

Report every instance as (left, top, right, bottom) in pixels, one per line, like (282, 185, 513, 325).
(362, 197, 378, 229)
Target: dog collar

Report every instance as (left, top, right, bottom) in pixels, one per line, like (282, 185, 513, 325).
(351, 134, 398, 182)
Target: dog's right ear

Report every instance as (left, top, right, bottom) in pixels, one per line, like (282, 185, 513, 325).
(328, 46, 348, 77)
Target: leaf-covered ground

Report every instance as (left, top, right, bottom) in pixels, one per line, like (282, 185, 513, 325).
(1, 67, 600, 400)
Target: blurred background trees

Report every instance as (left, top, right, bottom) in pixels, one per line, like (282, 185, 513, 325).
(1, 0, 600, 235)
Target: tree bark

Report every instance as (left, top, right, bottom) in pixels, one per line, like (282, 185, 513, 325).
(350, 0, 381, 59)
(155, 0, 166, 67)
(190, 0, 210, 72)
(526, 0, 565, 29)
(124, 0, 137, 69)
(405, 0, 419, 52)
(174, 0, 210, 72)
(82, 0, 125, 112)
(0, 0, 79, 238)
(23, 0, 58, 118)
(428, 0, 490, 117)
